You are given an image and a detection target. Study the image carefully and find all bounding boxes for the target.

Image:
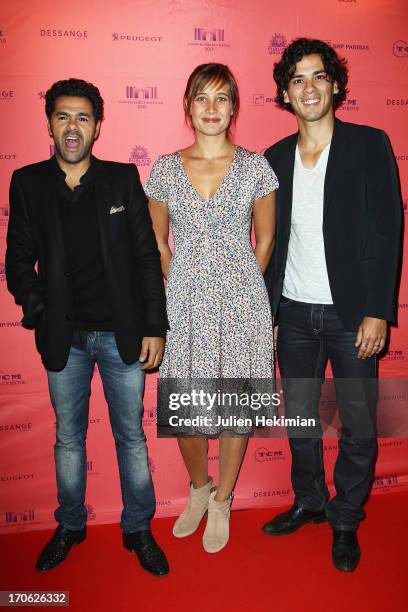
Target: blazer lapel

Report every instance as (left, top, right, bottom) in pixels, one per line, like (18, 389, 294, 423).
(42, 160, 66, 267)
(323, 118, 347, 218)
(279, 134, 297, 239)
(92, 158, 111, 273)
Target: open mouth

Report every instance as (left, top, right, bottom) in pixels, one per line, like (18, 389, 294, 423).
(64, 134, 81, 150)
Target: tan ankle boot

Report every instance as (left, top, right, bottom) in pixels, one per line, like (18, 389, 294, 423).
(173, 477, 212, 538)
(202, 490, 232, 553)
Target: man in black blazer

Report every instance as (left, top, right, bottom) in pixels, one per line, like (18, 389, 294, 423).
(262, 39, 402, 571)
(6, 79, 169, 576)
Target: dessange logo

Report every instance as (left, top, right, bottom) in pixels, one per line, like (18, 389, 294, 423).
(40, 28, 88, 40)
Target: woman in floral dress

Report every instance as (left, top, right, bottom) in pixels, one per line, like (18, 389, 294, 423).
(145, 63, 278, 553)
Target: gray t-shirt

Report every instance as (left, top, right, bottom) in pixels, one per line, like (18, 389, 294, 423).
(282, 143, 333, 304)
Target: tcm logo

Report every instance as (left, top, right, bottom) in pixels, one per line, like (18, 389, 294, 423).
(393, 40, 408, 57)
(255, 447, 284, 462)
(129, 145, 151, 167)
(386, 349, 405, 360)
(252, 94, 275, 106)
(5, 510, 35, 523)
(268, 33, 287, 55)
(126, 86, 157, 100)
(112, 33, 162, 43)
(0, 90, 14, 100)
(340, 98, 359, 111)
(85, 504, 96, 520)
(40, 29, 88, 40)
(194, 28, 224, 42)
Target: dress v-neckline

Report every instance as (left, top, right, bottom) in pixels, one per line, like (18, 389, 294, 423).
(178, 146, 239, 203)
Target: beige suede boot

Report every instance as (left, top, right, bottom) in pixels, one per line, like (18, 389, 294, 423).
(202, 490, 232, 553)
(172, 477, 213, 538)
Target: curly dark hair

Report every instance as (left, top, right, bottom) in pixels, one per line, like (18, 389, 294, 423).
(273, 38, 349, 113)
(45, 78, 104, 122)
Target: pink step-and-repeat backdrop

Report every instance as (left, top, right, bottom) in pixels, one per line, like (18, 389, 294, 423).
(1, 0, 408, 533)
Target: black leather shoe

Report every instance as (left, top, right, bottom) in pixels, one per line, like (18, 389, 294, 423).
(123, 530, 169, 576)
(332, 530, 360, 572)
(262, 504, 326, 535)
(35, 525, 86, 571)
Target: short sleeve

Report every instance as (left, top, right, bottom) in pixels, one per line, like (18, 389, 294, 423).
(144, 156, 169, 203)
(254, 153, 279, 200)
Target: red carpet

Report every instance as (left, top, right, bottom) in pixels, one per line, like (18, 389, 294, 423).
(2, 491, 406, 612)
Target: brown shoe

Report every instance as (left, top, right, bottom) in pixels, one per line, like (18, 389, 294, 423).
(173, 477, 212, 538)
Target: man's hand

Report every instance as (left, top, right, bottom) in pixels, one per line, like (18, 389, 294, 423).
(355, 317, 387, 359)
(139, 337, 165, 370)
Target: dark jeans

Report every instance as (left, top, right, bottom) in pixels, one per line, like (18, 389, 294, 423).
(47, 332, 155, 533)
(277, 297, 378, 531)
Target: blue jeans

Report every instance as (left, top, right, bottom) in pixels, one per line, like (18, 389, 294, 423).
(47, 332, 155, 533)
(277, 298, 377, 531)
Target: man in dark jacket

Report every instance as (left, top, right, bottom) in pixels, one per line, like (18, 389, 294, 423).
(262, 39, 402, 571)
(6, 78, 169, 576)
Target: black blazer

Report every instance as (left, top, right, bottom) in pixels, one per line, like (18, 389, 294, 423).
(264, 119, 403, 331)
(6, 157, 168, 371)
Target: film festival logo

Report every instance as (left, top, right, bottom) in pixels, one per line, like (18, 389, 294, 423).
(373, 475, 398, 489)
(86, 460, 98, 475)
(40, 28, 88, 40)
(254, 447, 284, 462)
(0, 205, 9, 229)
(142, 406, 156, 426)
(112, 32, 162, 43)
(85, 504, 96, 520)
(119, 85, 163, 109)
(393, 40, 408, 58)
(0, 261, 6, 282)
(5, 510, 35, 524)
(188, 27, 230, 51)
(129, 145, 151, 167)
(268, 33, 287, 55)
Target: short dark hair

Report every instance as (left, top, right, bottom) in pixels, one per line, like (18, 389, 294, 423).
(273, 38, 349, 113)
(45, 78, 104, 122)
(183, 63, 240, 132)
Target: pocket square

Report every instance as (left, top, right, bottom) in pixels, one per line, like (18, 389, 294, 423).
(110, 204, 125, 214)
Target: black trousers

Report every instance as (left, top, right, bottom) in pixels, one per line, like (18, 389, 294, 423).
(277, 297, 378, 531)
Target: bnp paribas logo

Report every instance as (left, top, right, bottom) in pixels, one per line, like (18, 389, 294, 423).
(129, 145, 151, 167)
(268, 33, 287, 55)
(188, 27, 230, 49)
(119, 86, 163, 109)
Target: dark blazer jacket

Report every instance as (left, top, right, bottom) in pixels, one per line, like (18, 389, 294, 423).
(6, 157, 168, 371)
(264, 119, 402, 331)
